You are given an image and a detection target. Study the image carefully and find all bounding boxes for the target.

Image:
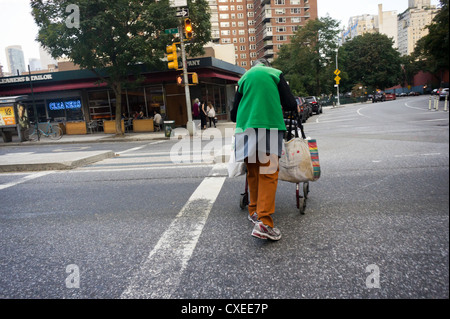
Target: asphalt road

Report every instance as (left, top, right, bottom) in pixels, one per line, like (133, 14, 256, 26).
(0, 96, 448, 304)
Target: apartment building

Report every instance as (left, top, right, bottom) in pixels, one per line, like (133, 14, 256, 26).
(378, 4, 398, 48)
(397, 0, 438, 56)
(211, 0, 317, 69)
(342, 0, 437, 56)
(5, 45, 26, 75)
(342, 14, 379, 41)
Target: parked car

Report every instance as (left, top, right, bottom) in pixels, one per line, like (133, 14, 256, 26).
(431, 88, 439, 95)
(408, 91, 420, 96)
(385, 93, 396, 101)
(399, 92, 408, 97)
(439, 88, 449, 100)
(304, 96, 322, 114)
(372, 92, 386, 102)
(295, 97, 311, 122)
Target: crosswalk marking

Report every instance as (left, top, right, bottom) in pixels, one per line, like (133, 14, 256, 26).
(121, 165, 226, 299)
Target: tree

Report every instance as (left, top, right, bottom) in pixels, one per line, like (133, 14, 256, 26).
(31, 0, 211, 135)
(340, 33, 402, 92)
(413, 0, 449, 85)
(273, 16, 340, 96)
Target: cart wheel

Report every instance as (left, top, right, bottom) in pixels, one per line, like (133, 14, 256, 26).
(240, 192, 249, 210)
(303, 182, 309, 199)
(299, 197, 306, 215)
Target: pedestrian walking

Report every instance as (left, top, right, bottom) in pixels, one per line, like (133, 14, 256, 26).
(231, 58, 297, 241)
(207, 102, 216, 127)
(192, 98, 200, 120)
(200, 99, 208, 130)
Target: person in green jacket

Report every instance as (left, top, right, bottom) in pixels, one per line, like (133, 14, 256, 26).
(231, 58, 297, 241)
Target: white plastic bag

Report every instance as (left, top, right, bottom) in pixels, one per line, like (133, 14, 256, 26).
(227, 135, 246, 178)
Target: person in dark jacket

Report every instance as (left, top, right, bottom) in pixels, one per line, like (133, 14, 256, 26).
(231, 58, 297, 241)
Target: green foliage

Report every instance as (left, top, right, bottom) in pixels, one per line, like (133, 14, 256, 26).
(413, 0, 449, 79)
(273, 16, 340, 97)
(30, 0, 211, 135)
(339, 32, 402, 91)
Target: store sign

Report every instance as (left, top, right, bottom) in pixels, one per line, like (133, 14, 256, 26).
(0, 74, 53, 85)
(48, 99, 82, 111)
(0, 105, 16, 126)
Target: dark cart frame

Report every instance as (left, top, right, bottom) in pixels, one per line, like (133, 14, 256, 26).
(239, 110, 310, 214)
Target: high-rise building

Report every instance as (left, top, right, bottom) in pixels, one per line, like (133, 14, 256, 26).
(39, 45, 57, 70)
(378, 4, 398, 48)
(397, 0, 438, 56)
(5, 45, 26, 75)
(342, 14, 379, 42)
(29, 58, 42, 71)
(212, 0, 317, 69)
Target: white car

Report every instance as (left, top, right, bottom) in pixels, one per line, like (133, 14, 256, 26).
(439, 88, 449, 100)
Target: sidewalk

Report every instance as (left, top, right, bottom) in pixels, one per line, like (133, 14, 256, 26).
(0, 121, 236, 173)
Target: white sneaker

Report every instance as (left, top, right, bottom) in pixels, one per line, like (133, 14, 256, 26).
(251, 222, 281, 241)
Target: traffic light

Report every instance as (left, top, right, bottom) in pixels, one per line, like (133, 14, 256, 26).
(166, 43, 178, 70)
(184, 18, 193, 40)
(176, 75, 184, 85)
(190, 72, 198, 84)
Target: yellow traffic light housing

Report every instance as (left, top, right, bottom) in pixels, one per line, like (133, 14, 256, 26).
(166, 43, 178, 70)
(190, 72, 198, 84)
(184, 18, 193, 40)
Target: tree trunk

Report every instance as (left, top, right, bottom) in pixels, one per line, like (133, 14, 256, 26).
(113, 82, 124, 136)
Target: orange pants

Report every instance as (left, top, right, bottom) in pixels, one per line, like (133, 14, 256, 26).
(245, 154, 279, 228)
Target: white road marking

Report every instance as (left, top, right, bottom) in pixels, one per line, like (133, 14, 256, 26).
(70, 164, 215, 173)
(121, 167, 226, 299)
(0, 171, 53, 190)
(116, 141, 164, 155)
(356, 105, 372, 117)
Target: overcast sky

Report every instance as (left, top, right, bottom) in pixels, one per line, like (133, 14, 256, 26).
(0, 0, 441, 74)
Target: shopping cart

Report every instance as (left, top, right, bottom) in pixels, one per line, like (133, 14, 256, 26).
(239, 111, 310, 214)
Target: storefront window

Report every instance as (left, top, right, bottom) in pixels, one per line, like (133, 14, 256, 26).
(201, 84, 226, 114)
(126, 88, 146, 118)
(24, 100, 46, 122)
(88, 90, 112, 120)
(47, 97, 83, 121)
(145, 86, 165, 118)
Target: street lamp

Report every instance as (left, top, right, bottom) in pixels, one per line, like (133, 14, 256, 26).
(335, 48, 340, 106)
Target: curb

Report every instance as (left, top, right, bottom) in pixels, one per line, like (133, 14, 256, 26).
(0, 151, 116, 173)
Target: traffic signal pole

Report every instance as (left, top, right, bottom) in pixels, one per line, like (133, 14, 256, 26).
(179, 26, 194, 136)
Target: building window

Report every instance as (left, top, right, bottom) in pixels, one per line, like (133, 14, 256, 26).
(48, 97, 83, 121)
